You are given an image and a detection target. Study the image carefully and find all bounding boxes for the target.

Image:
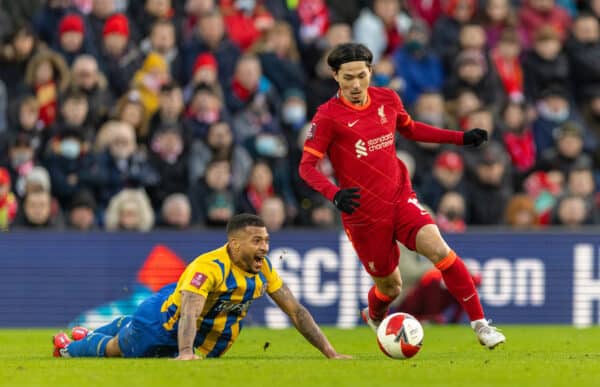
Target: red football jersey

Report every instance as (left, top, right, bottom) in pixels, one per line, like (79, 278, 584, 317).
(299, 87, 463, 222)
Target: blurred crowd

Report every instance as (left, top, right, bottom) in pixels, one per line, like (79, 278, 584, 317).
(0, 0, 599, 232)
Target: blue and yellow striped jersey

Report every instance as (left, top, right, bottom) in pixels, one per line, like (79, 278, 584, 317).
(160, 244, 283, 357)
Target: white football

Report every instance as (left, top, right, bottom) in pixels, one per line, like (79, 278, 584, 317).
(376, 312, 424, 359)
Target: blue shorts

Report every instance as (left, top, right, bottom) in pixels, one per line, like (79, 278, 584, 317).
(117, 284, 178, 358)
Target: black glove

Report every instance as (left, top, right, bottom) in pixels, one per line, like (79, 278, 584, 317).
(463, 128, 488, 147)
(333, 187, 361, 214)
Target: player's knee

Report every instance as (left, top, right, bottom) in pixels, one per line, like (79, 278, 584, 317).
(104, 336, 123, 357)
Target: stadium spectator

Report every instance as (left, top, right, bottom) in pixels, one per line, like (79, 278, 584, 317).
(158, 192, 192, 229)
(443, 49, 504, 107)
(99, 13, 144, 96)
(259, 195, 286, 231)
(24, 50, 71, 127)
(220, 0, 274, 51)
(66, 188, 98, 230)
(504, 193, 538, 229)
(499, 101, 536, 181)
(181, 0, 217, 42)
(44, 127, 94, 209)
(189, 121, 252, 194)
(13, 186, 65, 230)
(185, 83, 229, 139)
(431, 0, 477, 73)
(353, 0, 410, 63)
(6, 132, 39, 198)
(237, 160, 278, 215)
(391, 19, 443, 107)
(0, 167, 18, 230)
(566, 166, 598, 217)
(480, 0, 527, 50)
(184, 52, 220, 103)
(406, 0, 443, 27)
(552, 194, 593, 227)
(462, 107, 499, 168)
(70, 55, 114, 127)
(536, 121, 594, 177)
(250, 21, 305, 94)
(280, 88, 308, 135)
(189, 158, 236, 227)
(531, 85, 582, 154)
(113, 90, 148, 142)
(86, 0, 118, 52)
(147, 82, 191, 145)
(146, 124, 189, 209)
(10, 95, 47, 159)
(436, 191, 467, 232)
(522, 26, 570, 103)
(182, 9, 241, 88)
(52, 87, 95, 146)
(131, 52, 171, 124)
(32, 0, 77, 45)
(104, 188, 155, 231)
(565, 13, 600, 104)
(490, 29, 524, 103)
(580, 88, 600, 166)
(519, 0, 571, 48)
(134, 0, 175, 39)
(53, 13, 98, 65)
(448, 89, 483, 130)
(420, 151, 467, 212)
(295, 0, 331, 46)
(0, 25, 40, 99)
(80, 120, 159, 210)
(466, 142, 513, 225)
(141, 20, 184, 85)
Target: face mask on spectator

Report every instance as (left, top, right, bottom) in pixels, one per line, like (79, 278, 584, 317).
(537, 102, 569, 123)
(60, 139, 81, 159)
(236, 0, 256, 12)
(372, 73, 390, 87)
(11, 152, 31, 168)
(405, 40, 424, 54)
(282, 105, 306, 126)
(196, 109, 220, 124)
(255, 135, 287, 158)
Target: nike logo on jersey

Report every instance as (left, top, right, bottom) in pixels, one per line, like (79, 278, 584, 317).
(348, 120, 359, 127)
(463, 293, 476, 302)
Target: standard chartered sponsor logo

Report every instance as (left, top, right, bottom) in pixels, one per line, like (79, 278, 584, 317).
(367, 133, 394, 152)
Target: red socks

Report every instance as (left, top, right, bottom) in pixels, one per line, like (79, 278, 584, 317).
(436, 250, 484, 321)
(368, 285, 393, 321)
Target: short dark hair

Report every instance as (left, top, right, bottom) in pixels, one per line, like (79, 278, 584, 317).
(226, 213, 265, 235)
(327, 43, 373, 72)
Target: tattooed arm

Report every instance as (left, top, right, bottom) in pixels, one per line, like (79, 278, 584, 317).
(175, 290, 206, 360)
(269, 284, 351, 359)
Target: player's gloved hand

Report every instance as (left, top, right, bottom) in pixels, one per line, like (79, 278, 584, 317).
(463, 128, 488, 147)
(333, 187, 360, 214)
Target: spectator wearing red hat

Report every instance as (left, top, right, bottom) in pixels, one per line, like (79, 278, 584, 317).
(420, 150, 467, 212)
(99, 13, 143, 96)
(184, 52, 220, 102)
(0, 167, 18, 230)
(54, 13, 98, 65)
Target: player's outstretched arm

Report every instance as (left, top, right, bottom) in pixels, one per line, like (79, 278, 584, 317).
(175, 290, 207, 360)
(269, 284, 351, 359)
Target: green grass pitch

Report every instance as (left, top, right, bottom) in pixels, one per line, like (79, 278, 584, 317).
(1, 326, 600, 387)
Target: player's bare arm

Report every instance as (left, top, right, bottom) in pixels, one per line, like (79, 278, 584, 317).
(175, 290, 206, 360)
(269, 284, 351, 359)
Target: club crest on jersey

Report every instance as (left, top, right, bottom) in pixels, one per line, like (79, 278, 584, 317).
(355, 139, 367, 158)
(378, 105, 388, 124)
(190, 272, 208, 288)
(306, 123, 316, 139)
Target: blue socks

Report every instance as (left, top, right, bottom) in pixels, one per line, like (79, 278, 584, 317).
(66, 332, 111, 357)
(94, 316, 132, 336)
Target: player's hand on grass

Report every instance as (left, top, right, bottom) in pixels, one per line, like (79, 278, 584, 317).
(173, 352, 201, 360)
(333, 187, 360, 214)
(463, 128, 488, 147)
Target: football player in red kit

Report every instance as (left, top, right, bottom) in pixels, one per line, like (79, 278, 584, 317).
(299, 43, 505, 349)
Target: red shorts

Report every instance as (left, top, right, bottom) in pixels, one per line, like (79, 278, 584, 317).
(343, 193, 434, 277)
